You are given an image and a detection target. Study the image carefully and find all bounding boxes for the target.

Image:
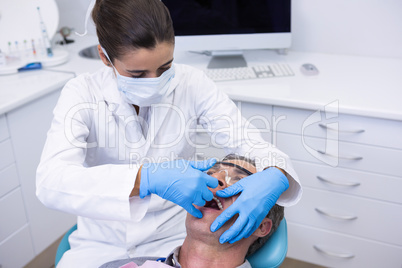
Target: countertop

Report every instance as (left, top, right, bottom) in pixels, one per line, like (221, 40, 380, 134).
(1, 34, 401, 120)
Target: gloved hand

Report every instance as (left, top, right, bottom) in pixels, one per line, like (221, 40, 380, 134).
(140, 159, 219, 218)
(211, 167, 289, 244)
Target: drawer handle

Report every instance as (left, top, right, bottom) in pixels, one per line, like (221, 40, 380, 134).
(315, 208, 358, 221)
(313, 245, 355, 259)
(317, 150, 363, 161)
(319, 123, 365, 134)
(317, 176, 361, 187)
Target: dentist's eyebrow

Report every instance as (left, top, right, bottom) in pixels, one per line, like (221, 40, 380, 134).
(125, 58, 174, 73)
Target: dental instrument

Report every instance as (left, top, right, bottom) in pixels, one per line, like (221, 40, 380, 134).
(32, 39, 36, 56)
(37, 6, 53, 57)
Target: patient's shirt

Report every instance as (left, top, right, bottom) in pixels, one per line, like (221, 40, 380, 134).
(119, 260, 171, 268)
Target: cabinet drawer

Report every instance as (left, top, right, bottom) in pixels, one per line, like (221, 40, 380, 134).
(195, 131, 227, 160)
(276, 132, 402, 177)
(0, 189, 28, 241)
(0, 140, 15, 171)
(273, 106, 402, 150)
(285, 187, 402, 245)
(292, 160, 402, 204)
(287, 222, 402, 268)
(236, 102, 272, 142)
(0, 164, 19, 198)
(0, 225, 34, 268)
(0, 114, 9, 142)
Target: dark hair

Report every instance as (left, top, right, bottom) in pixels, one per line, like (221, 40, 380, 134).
(92, 0, 175, 63)
(221, 154, 285, 257)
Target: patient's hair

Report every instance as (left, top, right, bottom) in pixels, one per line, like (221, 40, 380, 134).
(222, 154, 285, 258)
(246, 203, 284, 257)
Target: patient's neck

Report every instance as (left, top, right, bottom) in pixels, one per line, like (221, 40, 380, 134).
(178, 236, 249, 268)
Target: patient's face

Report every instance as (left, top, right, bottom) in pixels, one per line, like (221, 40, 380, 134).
(185, 159, 257, 240)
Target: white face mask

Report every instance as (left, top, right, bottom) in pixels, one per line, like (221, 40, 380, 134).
(101, 47, 175, 106)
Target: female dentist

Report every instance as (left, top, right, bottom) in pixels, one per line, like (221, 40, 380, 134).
(36, 0, 302, 267)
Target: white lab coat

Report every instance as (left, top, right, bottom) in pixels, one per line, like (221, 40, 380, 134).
(36, 63, 301, 268)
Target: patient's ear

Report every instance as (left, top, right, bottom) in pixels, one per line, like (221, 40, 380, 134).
(253, 218, 272, 238)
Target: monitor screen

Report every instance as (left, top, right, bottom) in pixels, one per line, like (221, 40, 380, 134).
(163, 0, 291, 36)
(162, 0, 291, 68)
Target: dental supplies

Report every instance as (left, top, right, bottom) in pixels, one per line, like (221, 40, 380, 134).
(0, 0, 69, 75)
(0, 50, 6, 67)
(18, 62, 42, 71)
(37, 6, 53, 57)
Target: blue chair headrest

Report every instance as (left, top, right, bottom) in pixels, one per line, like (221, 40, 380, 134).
(247, 218, 288, 268)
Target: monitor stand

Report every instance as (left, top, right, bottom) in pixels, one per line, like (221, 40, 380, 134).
(207, 50, 247, 69)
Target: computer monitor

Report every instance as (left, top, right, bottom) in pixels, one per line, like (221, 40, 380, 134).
(162, 0, 291, 68)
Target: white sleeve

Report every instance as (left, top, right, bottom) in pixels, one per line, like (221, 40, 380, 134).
(194, 72, 302, 207)
(36, 77, 148, 221)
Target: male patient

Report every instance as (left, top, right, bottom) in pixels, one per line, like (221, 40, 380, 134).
(100, 154, 284, 268)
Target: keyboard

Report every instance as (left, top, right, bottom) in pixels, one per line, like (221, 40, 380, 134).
(205, 63, 294, 82)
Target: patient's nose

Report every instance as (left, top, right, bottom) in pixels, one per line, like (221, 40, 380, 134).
(211, 170, 229, 189)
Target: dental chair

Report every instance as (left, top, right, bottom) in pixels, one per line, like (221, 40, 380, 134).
(55, 219, 287, 267)
(247, 218, 288, 268)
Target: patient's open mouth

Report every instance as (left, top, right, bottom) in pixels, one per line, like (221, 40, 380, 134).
(204, 197, 223, 210)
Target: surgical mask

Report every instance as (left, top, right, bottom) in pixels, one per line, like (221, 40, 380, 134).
(101, 47, 175, 106)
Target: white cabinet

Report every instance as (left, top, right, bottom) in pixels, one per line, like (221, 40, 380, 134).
(272, 105, 402, 267)
(198, 101, 402, 267)
(0, 226, 35, 268)
(0, 112, 34, 268)
(0, 115, 9, 142)
(288, 222, 402, 268)
(0, 189, 28, 242)
(0, 90, 76, 267)
(195, 101, 273, 159)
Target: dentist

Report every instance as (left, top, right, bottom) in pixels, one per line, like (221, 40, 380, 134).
(36, 0, 302, 267)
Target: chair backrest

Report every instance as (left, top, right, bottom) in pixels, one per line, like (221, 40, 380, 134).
(247, 218, 288, 268)
(55, 218, 287, 267)
(55, 224, 77, 266)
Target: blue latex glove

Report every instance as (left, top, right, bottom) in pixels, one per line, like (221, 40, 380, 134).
(140, 159, 219, 218)
(211, 167, 289, 244)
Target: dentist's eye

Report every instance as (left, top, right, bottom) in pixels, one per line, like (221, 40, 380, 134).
(157, 68, 169, 77)
(131, 73, 144, 78)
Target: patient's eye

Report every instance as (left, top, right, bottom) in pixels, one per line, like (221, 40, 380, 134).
(230, 176, 243, 184)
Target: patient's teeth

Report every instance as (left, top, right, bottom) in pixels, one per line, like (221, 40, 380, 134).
(213, 197, 223, 210)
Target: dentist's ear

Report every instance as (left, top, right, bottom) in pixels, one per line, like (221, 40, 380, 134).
(97, 45, 112, 67)
(253, 218, 272, 238)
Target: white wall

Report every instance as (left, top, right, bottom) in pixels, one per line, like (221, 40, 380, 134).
(55, 0, 402, 58)
(291, 0, 402, 58)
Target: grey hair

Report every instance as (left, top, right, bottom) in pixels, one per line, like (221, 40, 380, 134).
(222, 153, 256, 166)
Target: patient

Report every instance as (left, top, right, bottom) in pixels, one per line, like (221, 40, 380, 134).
(100, 154, 284, 268)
